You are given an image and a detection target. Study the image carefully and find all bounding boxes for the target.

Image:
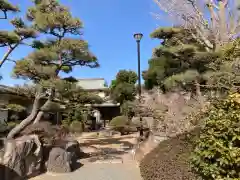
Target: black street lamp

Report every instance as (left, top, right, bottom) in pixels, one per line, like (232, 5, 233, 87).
(133, 33, 144, 139)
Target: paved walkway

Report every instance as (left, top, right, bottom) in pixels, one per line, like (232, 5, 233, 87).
(30, 133, 143, 180)
(31, 161, 142, 180)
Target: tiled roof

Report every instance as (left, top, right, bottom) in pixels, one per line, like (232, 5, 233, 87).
(77, 78, 107, 90)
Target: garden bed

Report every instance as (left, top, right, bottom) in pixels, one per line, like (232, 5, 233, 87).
(140, 128, 201, 180)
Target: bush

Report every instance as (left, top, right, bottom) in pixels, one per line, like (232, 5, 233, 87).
(110, 116, 128, 127)
(7, 121, 18, 129)
(191, 93, 240, 180)
(0, 122, 9, 134)
(69, 121, 83, 133)
(110, 116, 134, 135)
(140, 129, 200, 180)
(120, 101, 136, 118)
(61, 119, 70, 128)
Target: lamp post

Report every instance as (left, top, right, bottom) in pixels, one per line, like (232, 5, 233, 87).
(133, 33, 144, 138)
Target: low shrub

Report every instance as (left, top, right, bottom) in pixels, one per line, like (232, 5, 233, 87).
(140, 128, 200, 180)
(69, 121, 84, 134)
(61, 119, 71, 130)
(0, 121, 20, 135)
(110, 116, 128, 127)
(191, 93, 240, 180)
(7, 121, 19, 129)
(110, 116, 134, 135)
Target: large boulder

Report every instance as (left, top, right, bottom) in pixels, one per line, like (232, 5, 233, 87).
(46, 147, 71, 173)
(65, 140, 82, 166)
(0, 135, 42, 180)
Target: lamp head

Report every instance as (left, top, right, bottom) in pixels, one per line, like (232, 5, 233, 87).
(134, 33, 143, 42)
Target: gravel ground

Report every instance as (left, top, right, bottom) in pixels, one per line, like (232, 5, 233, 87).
(30, 162, 142, 180)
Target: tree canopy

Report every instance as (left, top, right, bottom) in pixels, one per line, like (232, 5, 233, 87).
(143, 25, 240, 96)
(143, 27, 219, 93)
(153, 0, 240, 51)
(0, 0, 19, 19)
(110, 70, 137, 104)
(6, 0, 100, 138)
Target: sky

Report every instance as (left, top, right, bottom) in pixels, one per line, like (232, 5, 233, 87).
(0, 0, 172, 86)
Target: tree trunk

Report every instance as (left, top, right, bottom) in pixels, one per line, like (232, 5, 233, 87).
(219, 1, 228, 43)
(33, 111, 44, 124)
(33, 88, 55, 124)
(7, 93, 42, 139)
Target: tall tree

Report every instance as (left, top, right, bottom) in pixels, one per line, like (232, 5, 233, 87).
(143, 27, 219, 96)
(0, 0, 37, 81)
(7, 0, 98, 138)
(153, 0, 240, 51)
(110, 70, 137, 104)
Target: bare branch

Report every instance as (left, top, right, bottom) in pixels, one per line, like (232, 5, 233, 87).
(6, 58, 16, 64)
(0, 43, 19, 68)
(152, 0, 238, 50)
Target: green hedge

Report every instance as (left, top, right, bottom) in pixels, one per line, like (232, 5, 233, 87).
(191, 93, 240, 180)
(110, 116, 138, 135)
(140, 129, 200, 180)
(110, 116, 128, 127)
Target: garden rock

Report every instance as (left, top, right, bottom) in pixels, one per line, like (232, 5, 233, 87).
(47, 147, 71, 173)
(65, 140, 82, 162)
(1, 135, 42, 180)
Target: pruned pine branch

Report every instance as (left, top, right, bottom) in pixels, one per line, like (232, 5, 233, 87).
(0, 0, 19, 19)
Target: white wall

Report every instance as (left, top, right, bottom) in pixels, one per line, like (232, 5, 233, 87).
(98, 92, 106, 98)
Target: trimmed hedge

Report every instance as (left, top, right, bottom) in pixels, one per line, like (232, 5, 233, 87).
(110, 116, 138, 135)
(110, 116, 128, 127)
(140, 128, 200, 180)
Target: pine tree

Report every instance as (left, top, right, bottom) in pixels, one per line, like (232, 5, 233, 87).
(62, 81, 103, 125)
(0, 0, 19, 19)
(110, 70, 137, 104)
(0, 1, 37, 80)
(7, 0, 99, 138)
(143, 27, 219, 96)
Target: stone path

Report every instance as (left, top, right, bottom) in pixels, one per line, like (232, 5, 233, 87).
(30, 133, 143, 180)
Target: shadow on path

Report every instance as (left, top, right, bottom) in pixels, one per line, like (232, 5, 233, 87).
(79, 136, 135, 163)
(0, 164, 27, 180)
